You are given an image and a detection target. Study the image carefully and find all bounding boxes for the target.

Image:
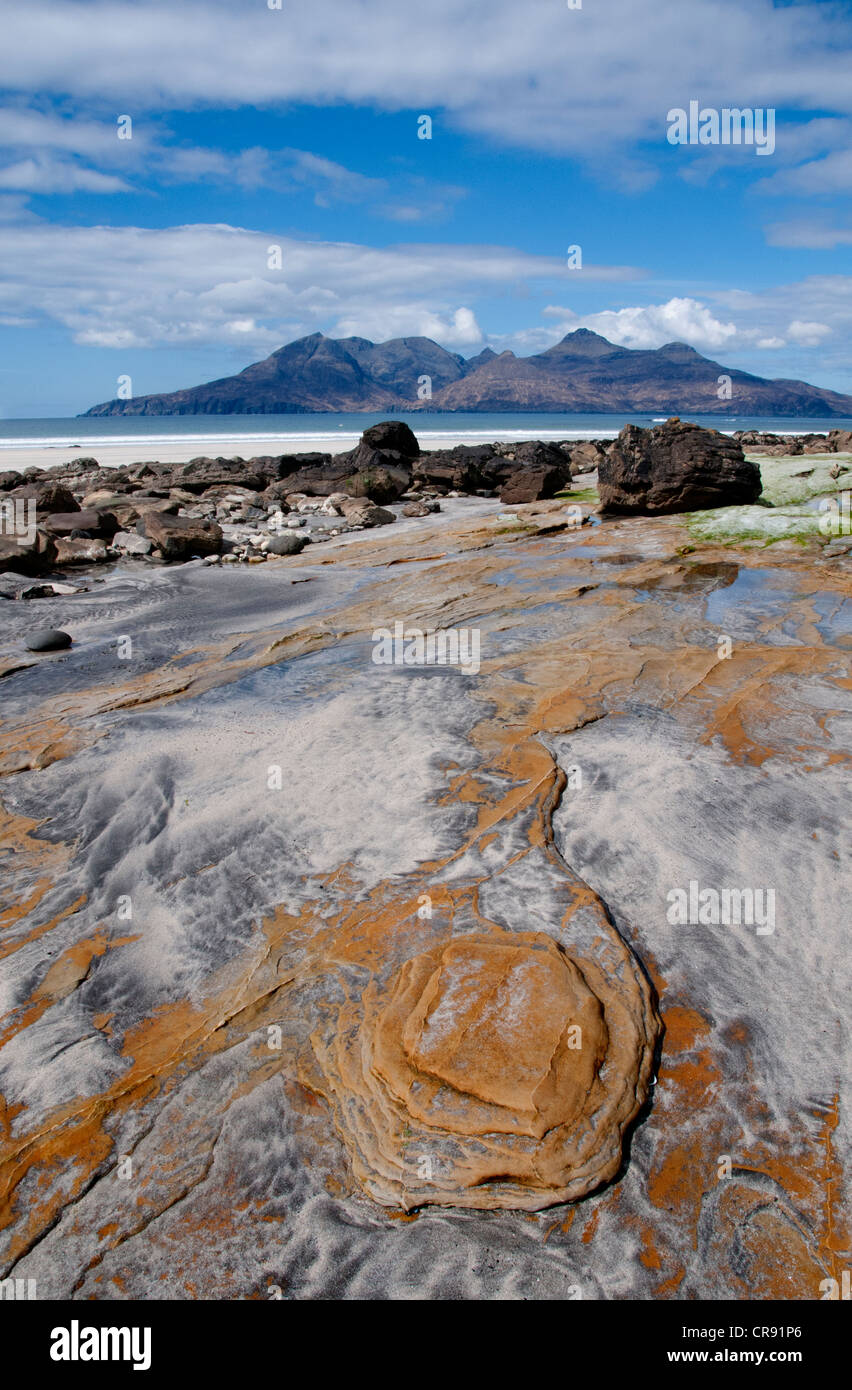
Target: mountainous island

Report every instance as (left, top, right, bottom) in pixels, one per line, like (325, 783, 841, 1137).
(81, 329, 852, 418)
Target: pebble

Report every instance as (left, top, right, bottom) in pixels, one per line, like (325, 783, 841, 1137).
(25, 629, 72, 652)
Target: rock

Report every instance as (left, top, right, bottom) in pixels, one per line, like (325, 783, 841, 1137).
(311, 931, 658, 1210)
(0, 571, 27, 598)
(320, 492, 349, 515)
(43, 509, 119, 539)
(828, 429, 852, 452)
(83, 495, 179, 529)
(170, 458, 267, 494)
(401, 501, 433, 518)
(0, 470, 23, 491)
(598, 419, 761, 515)
(12, 481, 79, 514)
(266, 533, 307, 556)
(53, 537, 109, 565)
(19, 580, 84, 599)
(138, 512, 223, 561)
(344, 460, 411, 505)
(361, 420, 420, 457)
(338, 500, 396, 528)
(25, 628, 72, 652)
(0, 528, 55, 576)
(500, 464, 567, 504)
(413, 444, 501, 493)
(285, 516, 306, 529)
(566, 440, 605, 473)
(112, 531, 153, 556)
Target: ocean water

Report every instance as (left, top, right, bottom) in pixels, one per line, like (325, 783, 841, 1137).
(1, 411, 851, 456)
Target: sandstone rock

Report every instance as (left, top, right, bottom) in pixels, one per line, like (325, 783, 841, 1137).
(25, 628, 72, 652)
(312, 930, 658, 1210)
(599, 419, 761, 515)
(500, 464, 567, 504)
(401, 501, 433, 518)
(828, 429, 852, 452)
(53, 537, 109, 565)
(139, 512, 223, 561)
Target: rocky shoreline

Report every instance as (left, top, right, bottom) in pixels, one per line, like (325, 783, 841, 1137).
(1, 418, 850, 592)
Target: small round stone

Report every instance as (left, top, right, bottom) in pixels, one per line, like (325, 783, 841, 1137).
(25, 629, 72, 652)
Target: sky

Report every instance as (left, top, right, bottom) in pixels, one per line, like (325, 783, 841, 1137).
(1, 0, 852, 415)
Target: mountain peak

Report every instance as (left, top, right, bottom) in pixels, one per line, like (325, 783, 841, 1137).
(539, 329, 620, 359)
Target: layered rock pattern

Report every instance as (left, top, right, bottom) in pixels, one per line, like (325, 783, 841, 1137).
(312, 930, 657, 1209)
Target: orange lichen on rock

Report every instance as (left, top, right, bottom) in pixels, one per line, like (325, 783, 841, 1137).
(311, 929, 659, 1211)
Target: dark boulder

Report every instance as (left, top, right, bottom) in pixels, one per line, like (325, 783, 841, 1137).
(361, 420, 420, 457)
(598, 418, 761, 515)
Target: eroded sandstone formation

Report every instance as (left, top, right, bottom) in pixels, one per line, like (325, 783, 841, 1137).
(311, 927, 659, 1210)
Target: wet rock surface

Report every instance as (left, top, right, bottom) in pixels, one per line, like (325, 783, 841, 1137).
(0, 454, 849, 1301)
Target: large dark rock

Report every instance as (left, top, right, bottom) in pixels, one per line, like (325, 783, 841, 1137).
(361, 420, 420, 457)
(343, 451, 411, 504)
(138, 512, 223, 561)
(598, 419, 761, 515)
(0, 471, 23, 491)
(413, 444, 502, 493)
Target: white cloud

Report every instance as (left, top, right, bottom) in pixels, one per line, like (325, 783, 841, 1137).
(765, 220, 852, 250)
(541, 297, 738, 352)
(787, 319, 831, 345)
(0, 221, 567, 351)
(0, 156, 129, 193)
(2, 0, 851, 175)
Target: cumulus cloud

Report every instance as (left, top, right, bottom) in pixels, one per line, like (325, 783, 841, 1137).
(541, 297, 738, 352)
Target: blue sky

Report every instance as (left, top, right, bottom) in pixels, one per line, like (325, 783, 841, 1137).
(1, 0, 851, 414)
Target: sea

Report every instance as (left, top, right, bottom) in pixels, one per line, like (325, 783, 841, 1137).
(2, 411, 851, 464)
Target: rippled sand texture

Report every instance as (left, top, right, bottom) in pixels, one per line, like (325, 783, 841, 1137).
(0, 499, 849, 1298)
